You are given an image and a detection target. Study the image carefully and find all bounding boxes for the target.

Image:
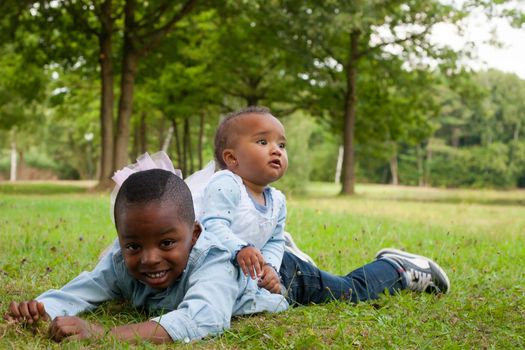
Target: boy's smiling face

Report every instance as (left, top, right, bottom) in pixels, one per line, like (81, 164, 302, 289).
(116, 200, 201, 289)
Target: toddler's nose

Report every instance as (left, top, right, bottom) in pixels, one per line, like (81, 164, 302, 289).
(271, 143, 282, 155)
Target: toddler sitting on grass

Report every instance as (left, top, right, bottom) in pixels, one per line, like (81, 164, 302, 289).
(191, 106, 450, 305)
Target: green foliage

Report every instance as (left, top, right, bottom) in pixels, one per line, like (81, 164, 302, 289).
(399, 143, 524, 188)
(274, 112, 316, 195)
(0, 45, 46, 130)
(309, 124, 340, 182)
(1, 1, 524, 190)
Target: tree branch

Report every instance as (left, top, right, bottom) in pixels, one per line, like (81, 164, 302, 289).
(63, 0, 99, 37)
(138, 0, 198, 55)
(359, 25, 432, 58)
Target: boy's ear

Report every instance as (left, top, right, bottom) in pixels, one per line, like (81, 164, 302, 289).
(191, 221, 202, 245)
(222, 149, 237, 168)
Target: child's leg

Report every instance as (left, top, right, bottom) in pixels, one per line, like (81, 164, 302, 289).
(280, 251, 405, 305)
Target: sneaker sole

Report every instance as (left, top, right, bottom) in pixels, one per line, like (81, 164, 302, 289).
(376, 248, 451, 293)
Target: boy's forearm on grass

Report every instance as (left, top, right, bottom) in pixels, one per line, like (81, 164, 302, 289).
(108, 321, 172, 344)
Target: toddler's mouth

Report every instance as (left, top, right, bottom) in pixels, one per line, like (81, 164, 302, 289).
(269, 159, 281, 168)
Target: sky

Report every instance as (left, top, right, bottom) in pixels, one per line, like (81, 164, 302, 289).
(432, 3, 525, 79)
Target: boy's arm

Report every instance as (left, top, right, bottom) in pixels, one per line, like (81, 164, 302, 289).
(200, 175, 248, 256)
(47, 316, 171, 343)
(260, 201, 286, 271)
(36, 245, 122, 320)
(49, 244, 239, 343)
(149, 244, 239, 342)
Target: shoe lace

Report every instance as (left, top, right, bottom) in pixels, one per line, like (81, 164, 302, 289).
(405, 268, 433, 292)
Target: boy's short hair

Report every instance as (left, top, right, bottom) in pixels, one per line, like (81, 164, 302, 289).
(114, 169, 195, 227)
(214, 106, 272, 169)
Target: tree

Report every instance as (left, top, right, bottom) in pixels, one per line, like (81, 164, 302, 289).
(210, 1, 311, 113)
(21, 1, 200, 187)
(283, 0, 469, 194)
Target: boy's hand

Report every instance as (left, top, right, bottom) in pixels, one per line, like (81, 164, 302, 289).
(258, 265, 281, 294)
(49, 316, 104, 342)
(4, 301, 49, 325)
(236, 246, 265, 279)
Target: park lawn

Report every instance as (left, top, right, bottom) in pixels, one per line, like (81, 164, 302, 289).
(0, 183, 524, 349)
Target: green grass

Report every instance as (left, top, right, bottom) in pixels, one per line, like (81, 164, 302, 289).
(1, 182, 524, 349)
(0, 181, 93, 195)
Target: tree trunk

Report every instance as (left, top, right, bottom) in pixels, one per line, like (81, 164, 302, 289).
(171, 118, 182, 169)
(198, 112, 204, 169)
(416, 143, 424, 187)
(335, 145, 343, 183)
(341, 30, 360, 195)
(185, 117, 194, 174)
(425, 141, 433, 186)
(139, 112, 147, 153)
(162, 125, 174, 153)
(246, 96, 259, 106)
(113, 0, 138, 170)
(390, 145, 398, 186)
(182, 118, 189, 176)
(10, 128, 17, 182)
(132, 120, 139, 159)
(110, 0, 198, 172)
(96, 0, 115, 188)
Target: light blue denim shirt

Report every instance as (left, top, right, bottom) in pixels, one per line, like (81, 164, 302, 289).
(200, 171, 287, 270)
(36, 229, 288, 342)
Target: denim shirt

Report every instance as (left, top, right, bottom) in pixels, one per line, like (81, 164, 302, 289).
(200, 171, 287, 270)
(36, 230, 288, 342)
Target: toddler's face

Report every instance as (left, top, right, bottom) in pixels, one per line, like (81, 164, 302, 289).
(226, 113, 288, 186)
(116, 201, 200, 289)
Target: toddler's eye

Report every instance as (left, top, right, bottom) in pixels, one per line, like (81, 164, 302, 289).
(279, 142, 286, 149)
(256, 139, 268, 145)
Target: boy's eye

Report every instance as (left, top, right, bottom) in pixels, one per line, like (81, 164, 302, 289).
(279, 142, 286, 149)
(256, 139, 268, 145)
(125, 243, 141, 252)
(160, 240, 176, 249)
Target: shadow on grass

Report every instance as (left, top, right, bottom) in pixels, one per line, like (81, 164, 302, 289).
(0, 183, 88, 195)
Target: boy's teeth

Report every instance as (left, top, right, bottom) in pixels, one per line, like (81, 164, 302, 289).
(146, 271, 167, 278)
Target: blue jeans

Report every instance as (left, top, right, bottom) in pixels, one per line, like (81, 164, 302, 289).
(279, 251, 406, 305)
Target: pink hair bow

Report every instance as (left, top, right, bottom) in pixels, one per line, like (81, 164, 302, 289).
(110, 151, 182, 223)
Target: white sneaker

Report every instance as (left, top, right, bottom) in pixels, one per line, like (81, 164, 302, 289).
(376, 248, 450, 294)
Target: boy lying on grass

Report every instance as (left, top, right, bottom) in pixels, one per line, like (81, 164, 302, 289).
(4, 169, 287, 343)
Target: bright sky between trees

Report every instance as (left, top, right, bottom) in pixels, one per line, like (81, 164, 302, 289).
(432, 1, 525, 79)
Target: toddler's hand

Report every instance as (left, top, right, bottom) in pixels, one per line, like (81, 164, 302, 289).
(258, 264, 281, 294)
(49, 316, 104, 342)
(4, 300, 49, 325)
(236, 246, 265, 279)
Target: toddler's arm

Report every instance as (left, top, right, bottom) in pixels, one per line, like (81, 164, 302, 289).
(201, 174, 265, 278)
(260, 201, 286, 271)
(200, 174, 254, 259)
